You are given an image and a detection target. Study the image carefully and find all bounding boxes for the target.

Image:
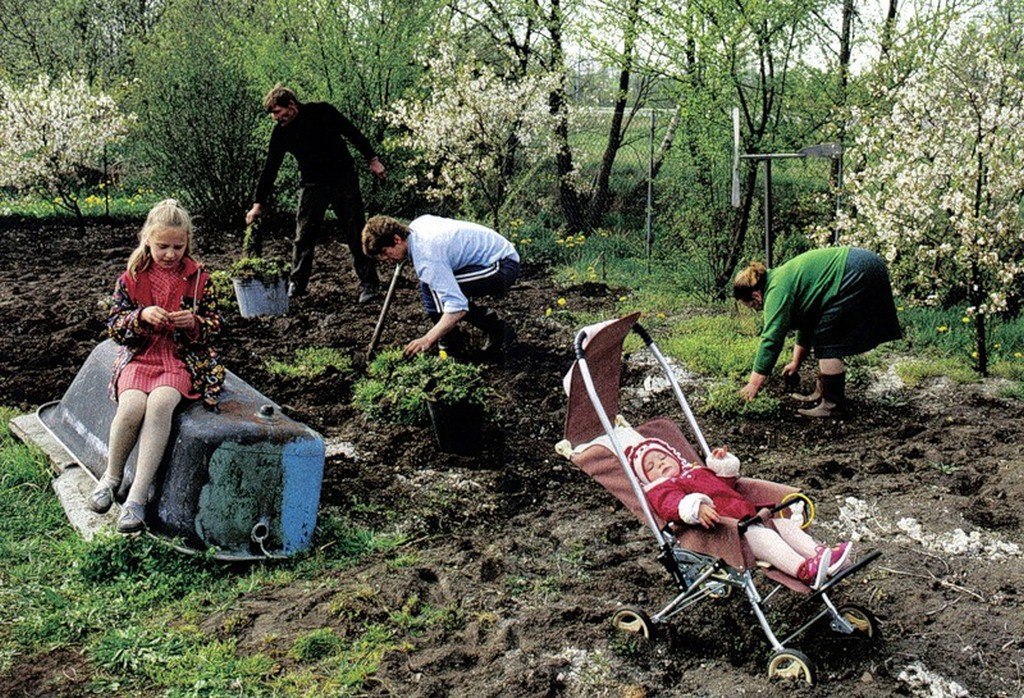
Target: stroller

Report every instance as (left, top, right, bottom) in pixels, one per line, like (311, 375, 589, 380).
(555, 313, 881, 685)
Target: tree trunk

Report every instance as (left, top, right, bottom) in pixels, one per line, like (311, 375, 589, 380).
(833, 0, 855, 188)
(880, 0, 898, 57)
(714, 164, 758, 297)
(584, 0, 641, 232)
(546, 0, 586, 233)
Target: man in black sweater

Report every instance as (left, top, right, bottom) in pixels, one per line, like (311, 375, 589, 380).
(245, 84, 386, 302)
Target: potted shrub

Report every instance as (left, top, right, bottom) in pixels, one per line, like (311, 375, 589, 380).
(229, 223, 290, 318)
(353, 350, 496, 454)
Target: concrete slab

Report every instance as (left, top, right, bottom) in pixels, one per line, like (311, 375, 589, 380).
(51, 466, 117, 539)
(10, 413, 77, 474)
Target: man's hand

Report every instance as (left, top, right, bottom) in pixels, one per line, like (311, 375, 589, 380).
(404, 336, 433, 356)
(369, 156, 387, 182)
(244, 203, 263, 226)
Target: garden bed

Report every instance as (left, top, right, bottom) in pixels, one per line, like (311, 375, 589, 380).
(1, 217, 1022, 696)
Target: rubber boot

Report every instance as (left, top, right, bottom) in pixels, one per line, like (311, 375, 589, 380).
(797, 373, 845, 418)
(466, 305, 515, 359)
(790, 376, 822, 403)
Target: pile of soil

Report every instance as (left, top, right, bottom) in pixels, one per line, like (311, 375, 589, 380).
(1, 217, 1022, 697)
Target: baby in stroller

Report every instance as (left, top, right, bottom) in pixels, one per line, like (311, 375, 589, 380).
(559, 312, 882, 684)
(627, 437, 851, 588)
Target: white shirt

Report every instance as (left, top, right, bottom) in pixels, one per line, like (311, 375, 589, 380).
(406, 215, 519, 313)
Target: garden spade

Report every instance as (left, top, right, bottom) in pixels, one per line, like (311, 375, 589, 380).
(366, 259, 407, 361)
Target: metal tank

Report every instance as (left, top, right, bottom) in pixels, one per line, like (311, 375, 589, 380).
(37, 339, 325, 560)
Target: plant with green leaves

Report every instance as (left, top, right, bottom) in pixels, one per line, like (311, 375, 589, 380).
(353, 350, 495, 426)
(229, 222, 289, 283)
(228, 256, 289, 283)
(266, 347, 351, 379)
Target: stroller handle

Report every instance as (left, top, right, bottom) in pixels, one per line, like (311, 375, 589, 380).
(737, 499, 803, 535)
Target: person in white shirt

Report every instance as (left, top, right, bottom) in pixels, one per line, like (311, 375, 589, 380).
(362, 214, 519, 358)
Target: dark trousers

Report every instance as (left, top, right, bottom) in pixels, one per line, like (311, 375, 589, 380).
(418, 258, 520, 315)
(291, 176, 378, 293)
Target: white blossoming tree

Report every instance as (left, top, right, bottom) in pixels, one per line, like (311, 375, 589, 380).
(835, 22, 1024, 375)
(384, 48, 556, 229)
(0, 74, 135, 231)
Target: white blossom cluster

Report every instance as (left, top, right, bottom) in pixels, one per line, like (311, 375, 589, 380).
(832, 29, 1024, 318)
(0, 74, 134, 206)
(382, 49, 558, 215)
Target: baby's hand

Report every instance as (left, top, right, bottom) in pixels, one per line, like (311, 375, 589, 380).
(711, 446, 729, 459)
(696, 502, 720, 529)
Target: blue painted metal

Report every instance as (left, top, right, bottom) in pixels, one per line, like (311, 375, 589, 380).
(38, 340, 324, 559)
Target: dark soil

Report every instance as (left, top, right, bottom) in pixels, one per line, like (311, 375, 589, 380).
(2, 217, 1022, 697)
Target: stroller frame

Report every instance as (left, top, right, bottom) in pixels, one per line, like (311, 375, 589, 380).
(563, 313, 880, 684)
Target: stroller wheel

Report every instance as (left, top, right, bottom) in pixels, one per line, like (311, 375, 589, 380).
(835, 603, 881, 640)
(767, 648, 816, 685)
(611, 606, 654, 640)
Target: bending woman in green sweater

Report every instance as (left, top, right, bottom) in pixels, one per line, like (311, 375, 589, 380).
(733, 247, 902, 417)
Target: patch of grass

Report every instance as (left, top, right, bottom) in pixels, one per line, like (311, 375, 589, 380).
(895, 357, 977, 387)
(990, 360, 1024, 381)
(0, 407, 416, 692)
(998, 382, 1024, 401)
(899, 305, 1024, 373)
(266, 347, 352, 379)
(291, 627, 343, 662)
(271, 624, 409, 696)
(658, 311, 767, 379)
(0, 187, 158, 219)
(147, 637, 277, 693)
(297, 515, 407, 573)
(701, 380, 780, 418)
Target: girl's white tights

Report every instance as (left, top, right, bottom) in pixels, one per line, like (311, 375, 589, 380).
(744, 518, 823, 577)
(103, 386, 181, 506)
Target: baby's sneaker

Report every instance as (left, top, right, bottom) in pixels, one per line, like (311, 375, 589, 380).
(827, 542, 853, 576)
(797, 547, 832, 589)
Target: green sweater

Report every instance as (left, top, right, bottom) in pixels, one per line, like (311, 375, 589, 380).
(752, 246, 851, 375)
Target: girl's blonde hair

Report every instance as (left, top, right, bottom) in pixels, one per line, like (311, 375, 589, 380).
(127, 199, 194, 277)
(732, 260, 767, 302)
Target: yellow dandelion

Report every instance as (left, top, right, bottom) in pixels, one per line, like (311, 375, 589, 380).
(971, 351, 979, 359)
(439, 350, 449, 361)
(557, 297, 567, 307)
(936, 326, 948, 333)
(545, 307, 553, 317)
(962, 317, 970, 323)
(1015, 352, 1023, 359)
(618, 296, 627, 302)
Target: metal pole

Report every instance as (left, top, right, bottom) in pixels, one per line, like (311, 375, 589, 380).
(764, 159, 773, 268)
(833, 154, 843, 244)
(646, 109, 655, 273)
